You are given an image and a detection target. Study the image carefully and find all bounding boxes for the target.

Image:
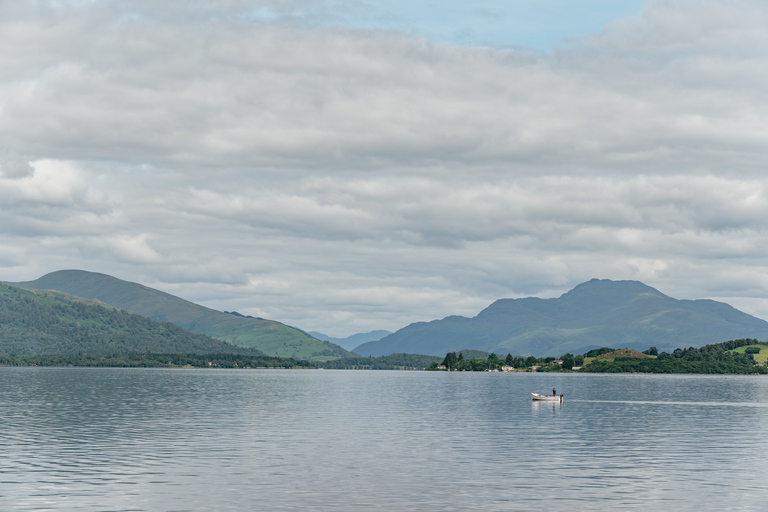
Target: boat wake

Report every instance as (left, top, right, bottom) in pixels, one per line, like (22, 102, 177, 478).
(570, 399, 768, 407)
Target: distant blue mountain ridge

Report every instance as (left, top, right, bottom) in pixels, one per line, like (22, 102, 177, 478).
(353, 279, 768, 358)
(308, 330, 392, 352)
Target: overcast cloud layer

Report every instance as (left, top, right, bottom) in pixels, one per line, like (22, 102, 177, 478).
(2, 0, 768, 336)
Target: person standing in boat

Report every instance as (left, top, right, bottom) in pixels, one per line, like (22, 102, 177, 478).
(553, 387, 556, 396)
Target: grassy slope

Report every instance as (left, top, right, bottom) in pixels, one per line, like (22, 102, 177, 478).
(13, 270, 350, 361)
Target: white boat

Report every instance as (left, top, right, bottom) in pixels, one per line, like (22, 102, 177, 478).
(531, 392, 563, 402)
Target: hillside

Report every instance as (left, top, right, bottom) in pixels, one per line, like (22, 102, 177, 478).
(353, 279, 768, 357)
(13, 270, 351, 360)
(0, 282, 265, 356)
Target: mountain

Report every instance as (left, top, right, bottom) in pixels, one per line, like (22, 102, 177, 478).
(12, 270, 351, 360)
(308, 330, 392, 352)
(353, 279, 768, 357)
(0, 281, 264, 356)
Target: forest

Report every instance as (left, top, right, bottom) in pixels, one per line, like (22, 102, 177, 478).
(316, 353, 440, 370)
(0, 352, 315, 368)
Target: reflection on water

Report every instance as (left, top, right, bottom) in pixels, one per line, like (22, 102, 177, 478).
(531, 399, 563, 414)
(1, 368, 768, 511)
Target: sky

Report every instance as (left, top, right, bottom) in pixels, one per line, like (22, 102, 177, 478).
(2, 0, 768, 337)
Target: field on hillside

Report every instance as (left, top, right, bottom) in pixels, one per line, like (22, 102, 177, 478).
(731, 345, 768, 365)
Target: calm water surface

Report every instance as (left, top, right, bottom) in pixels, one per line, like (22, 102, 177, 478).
(1, 368, 768, 511)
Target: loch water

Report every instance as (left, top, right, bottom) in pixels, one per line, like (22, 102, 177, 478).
(2, 368, 768, 511)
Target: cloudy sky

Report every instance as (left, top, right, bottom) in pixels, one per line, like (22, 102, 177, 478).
(2, 0, 768, 337)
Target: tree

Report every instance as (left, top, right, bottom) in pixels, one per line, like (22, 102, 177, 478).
(442, 352, 458, 369)
(561, 353, 575, 370)
(574, 354, 584, 366)
(487, 353, 500, 370)
(643, 346, 658, 356)
(505, 353, 514, 366)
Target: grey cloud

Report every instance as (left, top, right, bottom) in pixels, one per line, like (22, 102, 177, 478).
(174, 175, 768, 245)
(3, 1, 768, 336)
(2, 4, 764, 176)
(0, 151, 34, 179)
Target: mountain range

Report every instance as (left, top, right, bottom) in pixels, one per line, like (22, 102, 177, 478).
(12, 270, 351, 360)
(353, 279, 768, 357)
(9, 271, 768, 360)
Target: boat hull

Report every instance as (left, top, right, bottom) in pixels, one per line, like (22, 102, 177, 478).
(531, 393, 563, 402)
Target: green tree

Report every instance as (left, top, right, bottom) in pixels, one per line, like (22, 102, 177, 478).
(574, 354, 584, 366)
(505, 353, 514, 366)
(561, 353, 575, 370)
(470, 358, 487, 371)
(442, 352, 458, 369)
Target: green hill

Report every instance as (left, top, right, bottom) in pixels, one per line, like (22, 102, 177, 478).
(13, 270, 351, 361)
(0, 282, 265, 356)
(584, 339, 768, 374)
(354, 279, 768, 357)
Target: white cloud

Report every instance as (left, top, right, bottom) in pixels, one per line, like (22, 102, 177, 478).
(16, 160, 89, 204)
(88, 234, 163, 264)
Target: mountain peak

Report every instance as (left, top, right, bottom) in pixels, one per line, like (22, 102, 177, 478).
(562, 278, 666, 297)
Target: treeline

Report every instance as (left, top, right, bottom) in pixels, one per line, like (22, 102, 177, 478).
(0, 283, 264, 356)
(429, 351, 582, 372)
(317, 353, 441, 370)
(428, 339, 768, 374)
(585, 339, 768, 374)
(0, 352, 315, 368)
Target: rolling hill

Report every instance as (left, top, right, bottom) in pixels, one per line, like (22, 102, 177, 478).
(13, 270, 351, 360)
(0, 281, 265, 356)
(353, 279, 768, 357)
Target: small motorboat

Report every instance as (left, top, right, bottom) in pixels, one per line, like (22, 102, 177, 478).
(532, 392, 563, 402)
